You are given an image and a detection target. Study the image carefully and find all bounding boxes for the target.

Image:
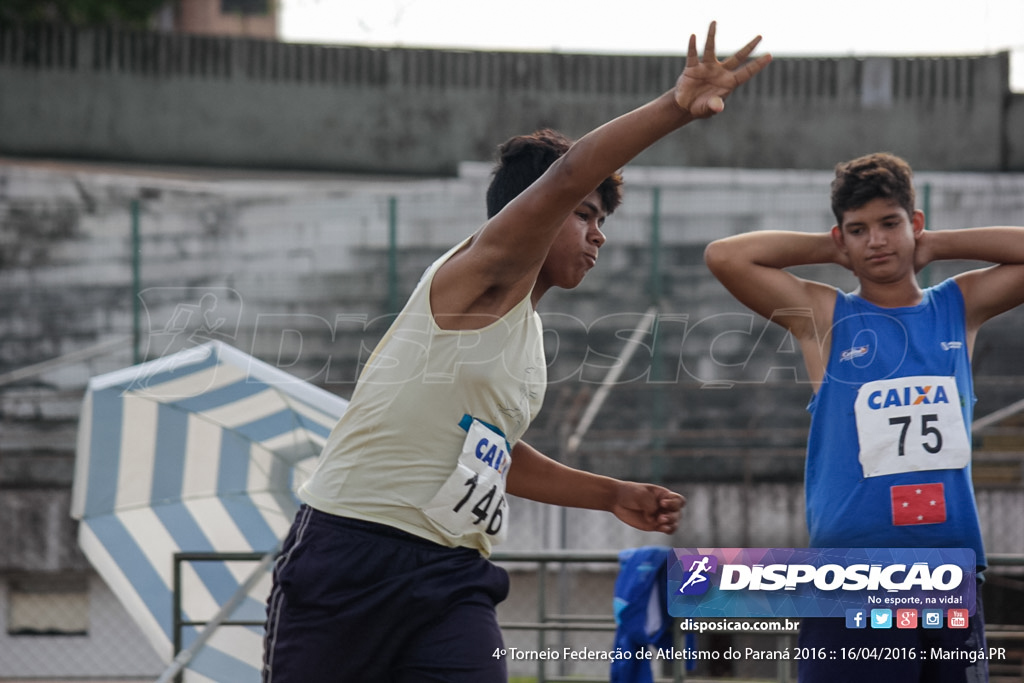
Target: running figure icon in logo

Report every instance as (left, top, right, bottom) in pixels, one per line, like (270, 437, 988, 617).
(678, 555, 718, 595)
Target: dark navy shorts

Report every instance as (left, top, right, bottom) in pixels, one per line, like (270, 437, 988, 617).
(263, 505, 510, 683)
(797, 584, 988, 683)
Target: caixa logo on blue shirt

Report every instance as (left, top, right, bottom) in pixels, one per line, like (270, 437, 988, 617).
(668, 548, 976, 618)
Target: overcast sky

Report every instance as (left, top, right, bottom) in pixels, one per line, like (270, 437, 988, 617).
(279, 0, 1024, 91)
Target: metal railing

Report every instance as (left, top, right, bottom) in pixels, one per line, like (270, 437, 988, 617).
(164, 552, 272, 683)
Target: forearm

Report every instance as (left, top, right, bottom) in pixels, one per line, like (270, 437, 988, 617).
(530, 26, 770, 222)
(506, 440, 687, 534)
(505, 440, 618, 511)
(551, 92, 693, 199)
(474, 91, 694, 273)
(920, 226, 1024, 265)
(705, 230, 841, 273)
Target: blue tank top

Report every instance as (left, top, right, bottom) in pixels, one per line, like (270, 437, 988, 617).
(805, 278, 985, 567)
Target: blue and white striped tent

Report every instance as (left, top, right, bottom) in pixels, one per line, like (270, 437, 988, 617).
(71, 341, 347, 682)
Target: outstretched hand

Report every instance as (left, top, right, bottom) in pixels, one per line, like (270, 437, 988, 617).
(611, 483, 686, 534)
(675, 21, 772, 119)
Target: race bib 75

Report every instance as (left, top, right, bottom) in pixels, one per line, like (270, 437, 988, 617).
(854, 376, 970, 478)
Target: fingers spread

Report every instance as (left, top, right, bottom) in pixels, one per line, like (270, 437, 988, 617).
(702, 21, 718, 62)
(734, 53, 773, 85)
(685, 33, 698, 67)
(732, 35, 763, 64)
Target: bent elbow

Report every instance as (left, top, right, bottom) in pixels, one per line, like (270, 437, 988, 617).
(703, 240, 733, 275)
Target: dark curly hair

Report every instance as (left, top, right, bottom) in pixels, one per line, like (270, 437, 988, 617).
(830, 152, 916, 226)
(485, 128, 624, 219)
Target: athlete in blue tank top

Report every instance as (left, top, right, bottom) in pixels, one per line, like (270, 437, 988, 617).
(807, 280, 984, 564)
(705, 152, 1024, 682)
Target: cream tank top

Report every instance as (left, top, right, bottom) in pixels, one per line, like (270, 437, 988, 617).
(298, 240, 547, 555)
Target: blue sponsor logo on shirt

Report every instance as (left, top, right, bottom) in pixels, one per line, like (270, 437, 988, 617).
(867, 385, 950, 409)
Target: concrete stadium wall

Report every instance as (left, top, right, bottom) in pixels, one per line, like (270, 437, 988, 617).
(0, 22, 1021, 174)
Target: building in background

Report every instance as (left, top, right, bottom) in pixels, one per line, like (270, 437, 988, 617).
(173, 0, 277, 39)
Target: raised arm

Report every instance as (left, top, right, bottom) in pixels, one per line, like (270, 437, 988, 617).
(433, 23, 771, 321)
(704, 230, 842, 339)
(505, 441, 685, 534)
(704, 230, 845, 387)
(916, 226, 1024, 332)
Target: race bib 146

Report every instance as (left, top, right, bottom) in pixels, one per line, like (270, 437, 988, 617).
(422, 418, 511, 545)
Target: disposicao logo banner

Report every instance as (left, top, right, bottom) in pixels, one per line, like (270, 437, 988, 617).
(668, 548, 976, 618)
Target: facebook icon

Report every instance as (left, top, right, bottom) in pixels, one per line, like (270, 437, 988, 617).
(845, 609, 866, 629)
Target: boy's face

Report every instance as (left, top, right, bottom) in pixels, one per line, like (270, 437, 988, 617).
(538, 191, 608, 290)
(832, 198, 924, 283)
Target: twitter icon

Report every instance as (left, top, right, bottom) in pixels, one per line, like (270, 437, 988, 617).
(870, 609, 893, 629)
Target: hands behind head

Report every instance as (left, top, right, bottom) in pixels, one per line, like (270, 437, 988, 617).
(675, 21, 772, 119)
(612, 483, 686, 535)
(912, 226, 934, 273)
